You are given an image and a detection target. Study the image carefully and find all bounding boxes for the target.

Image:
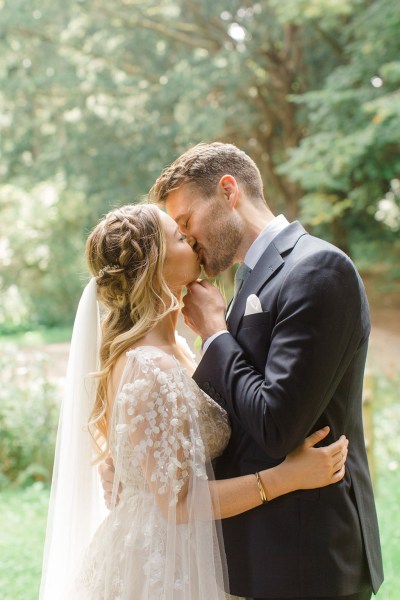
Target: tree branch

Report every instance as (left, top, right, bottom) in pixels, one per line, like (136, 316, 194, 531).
(92, 4, 222, 52)
(10, 27, 148, 78)
(310, 19, 344, 57)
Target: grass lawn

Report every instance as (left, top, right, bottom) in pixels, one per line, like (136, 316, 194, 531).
(0, 484, 49, 600)
(375, 468, 400, 598)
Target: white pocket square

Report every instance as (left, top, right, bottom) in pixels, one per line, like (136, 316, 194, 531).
(244, 294, 263, 316)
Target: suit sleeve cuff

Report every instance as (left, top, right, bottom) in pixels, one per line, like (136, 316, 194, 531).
(202, 330, 229, 354)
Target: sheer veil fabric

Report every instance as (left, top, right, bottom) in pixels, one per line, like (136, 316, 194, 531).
(39, 278, 107, 599)
(40, 279, 230, 599)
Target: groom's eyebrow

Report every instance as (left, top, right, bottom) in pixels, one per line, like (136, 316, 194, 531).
(173, 211, 187, 224)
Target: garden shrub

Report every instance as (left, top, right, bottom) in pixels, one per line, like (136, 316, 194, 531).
(0, 345, 61, 487)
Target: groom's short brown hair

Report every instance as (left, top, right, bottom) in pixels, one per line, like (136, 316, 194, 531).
(149, 142, 265, 205)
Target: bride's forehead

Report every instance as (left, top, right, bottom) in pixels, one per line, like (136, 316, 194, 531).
(158, 209, 176, 231)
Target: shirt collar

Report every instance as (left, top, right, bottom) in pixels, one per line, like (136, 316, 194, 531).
(244, 214, 290, 270)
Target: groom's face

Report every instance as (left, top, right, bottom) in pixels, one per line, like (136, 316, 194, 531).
(165, 184, 243, 277)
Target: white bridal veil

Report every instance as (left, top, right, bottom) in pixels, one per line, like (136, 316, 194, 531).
(40, 279, 228, 599)
(39, 278, 107, 599)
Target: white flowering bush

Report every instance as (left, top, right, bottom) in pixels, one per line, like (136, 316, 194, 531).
(0, 345, 61, 487)
(375, 179, 400, 232)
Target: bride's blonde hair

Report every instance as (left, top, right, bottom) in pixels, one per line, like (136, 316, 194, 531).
(86, 204, 178, 456)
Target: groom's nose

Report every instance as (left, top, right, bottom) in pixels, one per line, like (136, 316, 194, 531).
(186, 234, 197, 250)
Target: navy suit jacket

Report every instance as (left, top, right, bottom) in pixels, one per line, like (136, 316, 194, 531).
(193, 222, 383, 598)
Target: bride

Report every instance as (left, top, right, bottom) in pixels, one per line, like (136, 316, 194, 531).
(40, 204, 348, 600)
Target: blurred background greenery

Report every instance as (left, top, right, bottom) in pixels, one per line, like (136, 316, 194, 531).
(0, 0, 399, 598)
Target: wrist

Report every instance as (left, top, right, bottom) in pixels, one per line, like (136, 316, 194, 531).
(261, 465, 292, 501)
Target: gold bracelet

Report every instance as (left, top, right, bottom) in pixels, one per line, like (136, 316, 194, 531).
(254, 471, 269, 504)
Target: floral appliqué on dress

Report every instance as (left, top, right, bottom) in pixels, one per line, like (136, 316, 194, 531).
(73, 345, 232, 600)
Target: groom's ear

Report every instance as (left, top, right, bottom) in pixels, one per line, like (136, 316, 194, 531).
(218, 175, 239, 209)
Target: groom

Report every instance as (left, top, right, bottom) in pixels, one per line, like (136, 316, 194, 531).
(148, 142, 383, 600)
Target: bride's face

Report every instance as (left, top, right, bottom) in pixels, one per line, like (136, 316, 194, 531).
(159, 210, 201, 290)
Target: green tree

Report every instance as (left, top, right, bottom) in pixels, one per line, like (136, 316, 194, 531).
(1, 0, 398, 327)
(279, 0, 400, 266)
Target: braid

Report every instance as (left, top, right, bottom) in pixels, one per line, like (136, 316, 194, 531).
(85, 203, 178, 457)
(120, 224, 143, 273)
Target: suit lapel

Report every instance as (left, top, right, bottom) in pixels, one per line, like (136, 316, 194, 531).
(228, 244, 283, 337)
(227, 221, 308, 337)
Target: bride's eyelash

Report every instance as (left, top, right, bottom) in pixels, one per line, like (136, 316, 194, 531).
(179, 234, 187, 241)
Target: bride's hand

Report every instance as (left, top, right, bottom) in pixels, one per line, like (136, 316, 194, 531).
(282, 426, 348, 493)
(98, 456, 121, 509)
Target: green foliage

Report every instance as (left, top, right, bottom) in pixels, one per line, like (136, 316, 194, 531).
(373, 373, 400, 598)
(0, 181, 96, 327)
(0, 0, 355, 328)
(0, 345, 61, 487)
(0, 483, 49, 600)
(0, 325, 72, 344)
(280, 0, 400, 261)
(375, 469, 400, 598)
(0, 0, 399, 328)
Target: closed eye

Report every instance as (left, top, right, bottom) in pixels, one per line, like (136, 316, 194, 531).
(181, 218, 190, 233)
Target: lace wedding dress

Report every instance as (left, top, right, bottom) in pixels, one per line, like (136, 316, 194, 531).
(71, 345, 237, 600)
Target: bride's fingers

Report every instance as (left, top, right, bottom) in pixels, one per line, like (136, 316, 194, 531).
(328, 435, 349, 459)
(331, 439, 349, 460)
(98, 457, 115, 477)
(304, 426, 330, 447)
(331, 464, 346, 483)
(101, 468, 116, 485)
(332, 445, 348, 471)
(104, 456, 115, 470)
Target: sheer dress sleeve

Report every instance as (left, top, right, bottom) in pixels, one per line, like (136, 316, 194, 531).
(94, 347, 229, 600)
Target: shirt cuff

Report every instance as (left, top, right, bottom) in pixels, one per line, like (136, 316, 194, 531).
(202, 330, 229, 354)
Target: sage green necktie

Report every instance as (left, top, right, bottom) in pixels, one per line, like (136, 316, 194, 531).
(234, 262, 252, 298)
(226, 263, 252, 319)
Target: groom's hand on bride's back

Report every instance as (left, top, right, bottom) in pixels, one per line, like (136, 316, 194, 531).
(98, 456, 121, 509)
(182, 280, 227, 342)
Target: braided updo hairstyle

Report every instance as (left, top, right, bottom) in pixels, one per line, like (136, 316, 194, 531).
(86, 203, 178, 455)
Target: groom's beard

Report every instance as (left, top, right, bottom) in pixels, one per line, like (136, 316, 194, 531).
(197, 209, 244, 278)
